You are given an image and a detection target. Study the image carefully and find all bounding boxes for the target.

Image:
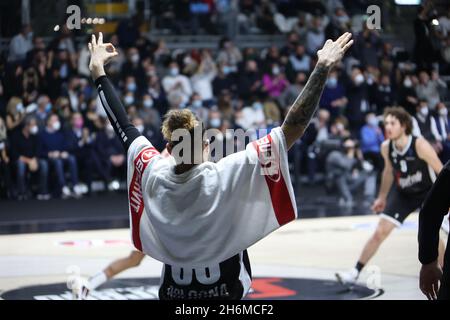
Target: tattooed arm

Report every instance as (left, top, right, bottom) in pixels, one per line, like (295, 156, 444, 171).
(282, 33, 353, 150)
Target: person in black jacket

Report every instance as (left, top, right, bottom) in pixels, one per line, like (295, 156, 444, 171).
(9, 116, 49, 200)
(419, 160, 450, 300)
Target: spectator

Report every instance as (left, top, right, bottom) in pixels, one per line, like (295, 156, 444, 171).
(0, 116, 12, 199)
(139, 93, 162, 129)
(237, 60, 263, 102)
(121, 47, 146, 90)
(413, 3, 436, 71)
(345, 67, 374, 134)
(216, 37, 242, 73)
(373, 74, 396, 114)
(279, 71, 307, 110)
(434, 102, 450, 163)
(8, 24, 33, 63)
(5, 97, 26, 135)
(9, 116, 49, 200)
(213, 61, 236, 97)
(398, 73, 419, 116)
(262, 63, 289, 99)
(354, 24, 383, 68)
(286, 44, 311, 82)
(162, 61, 193, 106)
(305, 16, 326, 56)
(39, 114, 82, 198)
(415, 70, 447, 111)
(94, 120, 126, 183)
(325, 138, 376, 207)
(191, 50, 217, 103)
(33, 95, 52, 128)
(319, 68, 347, 118)
(413, 100, 442, 153)
(360, 112, 384, 172)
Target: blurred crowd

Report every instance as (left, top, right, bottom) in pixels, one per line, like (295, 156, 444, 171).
(0, 1, 450, 206)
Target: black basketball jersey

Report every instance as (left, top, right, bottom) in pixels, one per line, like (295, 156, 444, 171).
(158, 250, 252, 300)
(388, 136, 435, 194)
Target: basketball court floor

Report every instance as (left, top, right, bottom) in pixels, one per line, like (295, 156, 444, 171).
(0, 212, 430, 300)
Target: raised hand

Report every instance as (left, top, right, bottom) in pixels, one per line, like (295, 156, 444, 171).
(317, 32, 353, 67)
(88, 32, 118, 80)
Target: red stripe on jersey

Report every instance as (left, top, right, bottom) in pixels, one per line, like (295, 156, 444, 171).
(129, 147, 160, 251)
(253, 133, 296, 226)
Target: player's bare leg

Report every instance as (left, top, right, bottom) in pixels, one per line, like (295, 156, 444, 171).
(336, 218, 396, 286)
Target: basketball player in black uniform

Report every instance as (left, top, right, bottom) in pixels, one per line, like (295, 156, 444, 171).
(336, 107, 445, 286)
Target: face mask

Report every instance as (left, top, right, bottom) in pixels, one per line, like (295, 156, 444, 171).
(45, 103, 52, 113)
(336, 15, 349, 26)
(272, 67, 280, 75)
(52, 121, 61, 131)
(420, 107, 429, 116)
(16, 103, 24, 113)
(170, 68, 179, 76)
(354, 74, 365, 85)
(253, 102, 263, 111)
(439, 108, 448, 116)
(326, 77, 338, 88)
(192, 100, 202, 108)
(131, 54, 140, 64)
(336, 123, 345, 131)
(30, 126, 38, 135)
(143, 99, 154, 108)
(403, 78, 412, 88)
(127, 82, 137, 92)
(74, 119, 84, 129)
(136, 125, 144, 134)
(210, 118, 221, 128)
(222, 66, 231, 75)
(368, 117, 378, 127)
(124, 95, 134, 106)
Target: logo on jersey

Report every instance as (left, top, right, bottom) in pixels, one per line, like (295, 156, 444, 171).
(396, 171, 423, 189)
(253, 134, 281, 182)
(129, 147, 160, 251)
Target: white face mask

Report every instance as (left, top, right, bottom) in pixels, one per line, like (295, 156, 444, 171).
(336, 123, 345, 131)
(403, 78, 412, 88)
(420, 106, 429, 116)
(136, 125, 144, 134)
(272, 67, 280, 75)
(30, 125, 38, 135)
(439, 108, 448, 116)
(131, 54, 140, 64)
(354, 74, 365, 85)
(52, 121, 61, 131)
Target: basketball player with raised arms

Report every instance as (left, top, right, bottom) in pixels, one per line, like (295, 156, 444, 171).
(87, 32, 353, 300)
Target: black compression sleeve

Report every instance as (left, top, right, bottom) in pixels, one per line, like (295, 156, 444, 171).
(418, 161, 450, 264)
(95, 75, 141, 151)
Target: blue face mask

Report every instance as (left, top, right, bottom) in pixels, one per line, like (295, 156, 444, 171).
(192, 100, 202, 109)
(222, 66, 231, 75)
(45, 103, 52, 113)
(253, 102, 263, 111)
(327, 77, 338, 88)
(127, 83, 137, 92)
(210, 118, 221, 128)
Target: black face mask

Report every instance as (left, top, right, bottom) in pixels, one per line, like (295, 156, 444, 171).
(296, 54, 304, 59)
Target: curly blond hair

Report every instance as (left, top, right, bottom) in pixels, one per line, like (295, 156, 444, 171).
(161, 109, 198, 143)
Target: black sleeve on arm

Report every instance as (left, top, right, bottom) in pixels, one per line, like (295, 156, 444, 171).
(95, 75, 141, 151)
(418, 161, 450, 264)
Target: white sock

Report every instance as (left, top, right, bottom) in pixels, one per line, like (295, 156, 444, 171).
(89, 271, 108, 290)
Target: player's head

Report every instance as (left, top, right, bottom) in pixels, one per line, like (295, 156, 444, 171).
(383, 106, 412, 140)
(162, 109, 208, 166)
